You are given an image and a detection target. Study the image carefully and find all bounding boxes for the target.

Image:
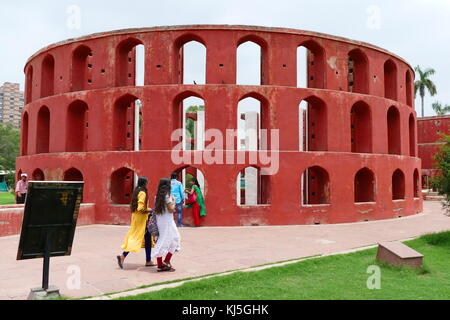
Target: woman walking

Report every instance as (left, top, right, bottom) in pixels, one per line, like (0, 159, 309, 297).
(186, 178, 206, 227)
(152, 178, 181, 272)
(117, 177, 156, 269)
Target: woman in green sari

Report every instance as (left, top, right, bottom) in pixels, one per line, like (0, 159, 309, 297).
(186, 178, 206, 227)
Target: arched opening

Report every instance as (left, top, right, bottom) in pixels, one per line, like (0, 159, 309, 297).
(179, 40, 206, 85)
(32, 169, 45, 181)
(21, 112, 29, 156)
(422, 175, 430, 190)
(173, 94, 205, 151)
(297, 41, 325, 89)
(41, 55, 55, 98)
(384, 59, 397, 101)
(354, 168, 376, 203)
(409, 113, 416, 157)
(348, 49, 369, 94)
(392, 169, 405, 200)
(351, 101, 372, 153)
(237, 40, 263, 85)
(66, 100, 89, 152)
(414, 169, 420, 198)
(26, 66, 33, 103)
(64, 168, 83, 181)
(237, 167, 271, 206)
(110, 167, 135, 204)
(238, 94, 270, 151)
(301, 166, 330, 205)
(406, 70, 413, 107)
(299, 96, 327, 152)
(36, 106, 50, 154)
(115, 38, 144, 87)
(173, 166, 206, 196)
(387, 106, 401, 155)
(71, 45, 92, 92)
(113, 94, 140, 151)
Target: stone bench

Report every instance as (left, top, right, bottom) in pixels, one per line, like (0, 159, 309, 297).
(376, 242, 424, 269)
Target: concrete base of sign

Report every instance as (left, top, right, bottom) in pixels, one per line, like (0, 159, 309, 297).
(28, 286, 61, 300)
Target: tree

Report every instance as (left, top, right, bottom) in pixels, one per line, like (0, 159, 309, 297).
(432, 102, 450, 116)
(0, 124, 20, 171)
(185, 105, 205, 150)
(414, 66, 437, 118)
(433, 134, 450, 216)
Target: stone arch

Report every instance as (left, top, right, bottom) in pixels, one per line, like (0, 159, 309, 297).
(26, 65, 33, 103)
(413, 169, 420, 198)
(110, 167, 135, 204)
(387, 106, 401, 155)
(355, 168, 376, 203)
(115, 37, 144, 87)
(384, 59, 398, 101)
(409, 113, 416, 157)
(301, 166, 330, 205)
(66, 100, 89, 152)
(237, 35, 268, 85)
(41, 54, 55, 98)
(237, 166, 271, 206)
(36, 106, 50, 154)
(174, 35, 207, 85)
(113, 94, 139, 151)
(406, 70, 413, 107)
(392, 169, 405, 200)
(71, 45, 92, 92)
(348, 48, 369, 94)
(301, 95, 328, 152)
(351, 101, 372, 153)
(32, 168, 45, 181)
(21, 111, 29, 156)
(64, 167, 84, 181)
(298, 40, 325, 89)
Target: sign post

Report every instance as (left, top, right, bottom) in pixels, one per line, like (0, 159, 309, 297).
(16, 181, 84, 300)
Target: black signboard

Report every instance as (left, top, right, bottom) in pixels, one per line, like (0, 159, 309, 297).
(17, 181, 84, 291)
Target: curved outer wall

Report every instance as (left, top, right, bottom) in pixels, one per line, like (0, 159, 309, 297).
(17, 25, 422, 226)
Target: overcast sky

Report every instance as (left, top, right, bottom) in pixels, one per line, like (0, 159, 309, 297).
(0, 0, 449, 116)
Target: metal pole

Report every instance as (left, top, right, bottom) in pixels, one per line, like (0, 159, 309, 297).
(42, 231, 51, 291)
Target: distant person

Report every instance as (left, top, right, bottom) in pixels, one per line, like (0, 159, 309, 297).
(186, 178, 206, 227)
(15, 174, 28, 204)
(171, 172, 185, 227)
(152, 178, 181, 272)
(117, 177, 155, 269)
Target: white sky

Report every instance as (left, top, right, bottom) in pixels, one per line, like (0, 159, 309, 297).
(1, 0, 449, 116)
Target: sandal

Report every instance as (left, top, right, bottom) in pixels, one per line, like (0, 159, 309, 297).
(145, 261, 157, 267)
(157, 263, 176, 272)
(117, 255, 124, 269)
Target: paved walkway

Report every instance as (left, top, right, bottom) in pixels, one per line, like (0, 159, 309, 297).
(1, 201, 449, 300)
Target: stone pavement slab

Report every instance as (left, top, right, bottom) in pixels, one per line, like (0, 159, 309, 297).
(0, 201, 449, 300)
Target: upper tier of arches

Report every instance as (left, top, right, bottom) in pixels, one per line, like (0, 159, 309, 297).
(24, 26, 415, 108)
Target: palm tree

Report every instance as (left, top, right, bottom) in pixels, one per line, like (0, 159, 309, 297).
(414, 66, 437, 117)
(432, 102, 450, 116)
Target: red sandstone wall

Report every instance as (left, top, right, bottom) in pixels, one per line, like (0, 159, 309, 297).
(417, 116, 450, 173)
(0, 204, 96, 237)
(16, 26, 422, 227)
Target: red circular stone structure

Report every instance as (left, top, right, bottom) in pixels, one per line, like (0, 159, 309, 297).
(17, 25, 422, 226)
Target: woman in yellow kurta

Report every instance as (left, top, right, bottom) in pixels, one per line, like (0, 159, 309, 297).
(117, 177, 156, 268)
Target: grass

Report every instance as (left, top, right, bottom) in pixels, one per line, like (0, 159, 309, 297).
(116, 231, 450, 300)
(0, 192, 15, 205)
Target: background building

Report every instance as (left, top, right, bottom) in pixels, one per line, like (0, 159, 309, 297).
(417, 115, 450, 189)
(0, 82, 24, 130)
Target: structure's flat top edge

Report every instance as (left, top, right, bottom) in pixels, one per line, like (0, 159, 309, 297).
(25, 24, 412, 70)
(418, 115, 450, 121)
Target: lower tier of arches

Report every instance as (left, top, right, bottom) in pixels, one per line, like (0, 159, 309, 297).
(16, 151, 422, 226)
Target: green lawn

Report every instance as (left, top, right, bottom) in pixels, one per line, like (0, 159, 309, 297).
(0, 192, 15, 205)
(117, 231, 450, 300)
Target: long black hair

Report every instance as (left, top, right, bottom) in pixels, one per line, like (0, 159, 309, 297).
(155, 178, 171, 215)
(130, 176, 149, 213)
